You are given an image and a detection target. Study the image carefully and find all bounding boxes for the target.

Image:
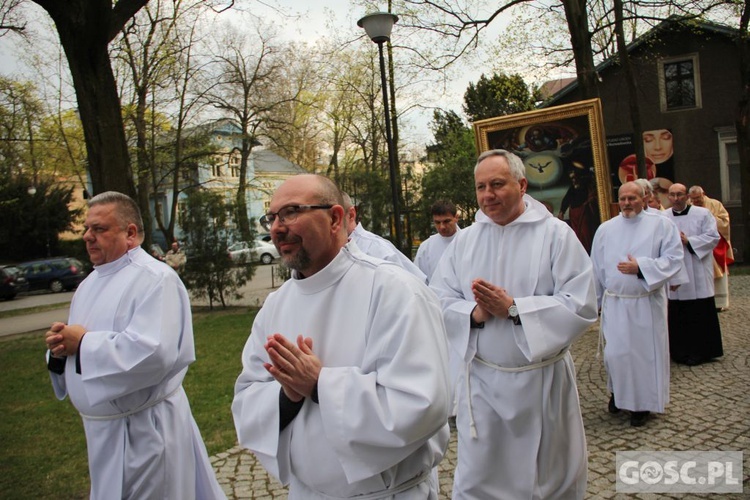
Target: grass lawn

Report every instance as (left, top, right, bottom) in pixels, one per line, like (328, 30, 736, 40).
(0, 306, 256, 500)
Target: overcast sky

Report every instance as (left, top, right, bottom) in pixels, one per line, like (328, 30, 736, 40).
(0, 1, 518, 150)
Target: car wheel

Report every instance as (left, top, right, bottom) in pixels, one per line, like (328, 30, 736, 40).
(260, 253, 273, 265)
(49, 279, 64, 293)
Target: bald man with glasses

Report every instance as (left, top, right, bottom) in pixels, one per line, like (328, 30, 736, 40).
(233, 174, 451, 499)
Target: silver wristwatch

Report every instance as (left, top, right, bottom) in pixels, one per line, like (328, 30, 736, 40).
(508, 300, 521, 325)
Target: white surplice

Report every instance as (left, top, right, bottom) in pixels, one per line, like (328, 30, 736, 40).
(664, 206, 720, 300)
(350, 223, 427, 283)
(47, 247, 225, 500)
(232, 242, 450, 499)
(414, 227, 460, 282)
(591, 211, 684, 413)
(429, 201, 598, 500)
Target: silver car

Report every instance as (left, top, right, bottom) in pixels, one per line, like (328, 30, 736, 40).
(227, 240, 280, 265)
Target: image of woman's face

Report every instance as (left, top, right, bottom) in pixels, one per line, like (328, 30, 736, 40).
(643, 129, 673, 164)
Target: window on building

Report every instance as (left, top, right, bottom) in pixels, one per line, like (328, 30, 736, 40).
(717, 127, 740, 206)
(658, 54, 701, 112)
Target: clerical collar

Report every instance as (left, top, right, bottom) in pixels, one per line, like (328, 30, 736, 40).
(672, 205, 691, 217)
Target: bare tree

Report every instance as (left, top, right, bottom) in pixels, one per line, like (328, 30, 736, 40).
(0, 0, 25, 36)
(203, 22, 291, 242)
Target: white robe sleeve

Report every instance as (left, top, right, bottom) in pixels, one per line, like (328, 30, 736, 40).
(686, 211, 720, 260)
(232, 309, 291, 483)
(430, 243, 479, 364)
(513, 225, 598, 362)
(319, 276, 450, 482)
(636, 220, 685, 290)
(77, 272, 193, 406)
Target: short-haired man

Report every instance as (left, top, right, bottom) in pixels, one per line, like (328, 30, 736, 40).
(665, 183, 723, 365)
(414, 200, 461, 282)
(44, 191, 224, 499)
(591, 182, 684, 427)
(233, 175, 450, 498)
(688, 185, 734, 310)
(430, 150, 598, 498)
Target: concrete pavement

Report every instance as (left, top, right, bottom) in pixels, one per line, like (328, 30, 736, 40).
(211, 276, 750, 499)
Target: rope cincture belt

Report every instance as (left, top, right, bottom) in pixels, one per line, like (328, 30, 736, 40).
(597, 287, 660, 359)
(465, 349, 569, 439)
(78, 384, 182, 421)
(302, 470, 430, 499)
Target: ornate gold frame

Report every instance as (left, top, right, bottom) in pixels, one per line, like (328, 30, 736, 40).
(473, 98, 613, 224)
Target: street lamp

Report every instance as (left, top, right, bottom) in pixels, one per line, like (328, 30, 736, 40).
(357, 11, 404, 254)
(27, 184, 50, 257)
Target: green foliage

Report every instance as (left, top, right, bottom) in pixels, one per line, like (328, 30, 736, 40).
(417, 110, 478, 238)
(463, 73, 542, 122)
(0, 176, 82, 261)
(180, 190, 254, 309)
(0, 307, 257, 499)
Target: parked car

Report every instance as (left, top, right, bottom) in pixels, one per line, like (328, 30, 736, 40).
(227, 240, 280, 265)
(18, 257, 87, 293)
(0, 265, 29, 300)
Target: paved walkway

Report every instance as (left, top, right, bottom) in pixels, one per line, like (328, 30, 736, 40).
(211, 276, 750, 499)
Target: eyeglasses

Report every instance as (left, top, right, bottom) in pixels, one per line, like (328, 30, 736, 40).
(260, 204, 334, 231)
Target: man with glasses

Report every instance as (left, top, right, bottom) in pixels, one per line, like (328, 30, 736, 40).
(233, 174, 451, 498)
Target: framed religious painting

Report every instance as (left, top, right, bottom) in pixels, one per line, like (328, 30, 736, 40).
(473, 98, 613, 254)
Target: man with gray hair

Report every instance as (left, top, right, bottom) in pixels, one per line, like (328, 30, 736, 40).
(591, 181, 684, 427)
(430, 150, 598, 498)
(45, 191, 224, 499)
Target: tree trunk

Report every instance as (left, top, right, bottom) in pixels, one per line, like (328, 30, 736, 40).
(562, 0, 600, 100)
(33, 0, 146, 198)
(613, 0, 647, 180)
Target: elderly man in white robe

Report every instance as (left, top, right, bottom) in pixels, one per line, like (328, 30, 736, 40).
(591, 182, 684, 427)
(665, 183, 723, 366)
(341, 193, 427, 283)
(430, 150, 598, 499)
(233, 174, 450, 499)
(44, 191, 225, 500)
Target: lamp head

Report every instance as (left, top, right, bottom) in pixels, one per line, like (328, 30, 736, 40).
(357, 12, 399, 43)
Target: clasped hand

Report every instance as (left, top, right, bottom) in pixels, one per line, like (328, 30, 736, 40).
(471, 278, 513, 322)
(264, 333, 321, 403)
(45, 322, 86, 358)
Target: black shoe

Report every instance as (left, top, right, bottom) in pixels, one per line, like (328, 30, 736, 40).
(630, 411, 650, 427)
(684, 357, 704, 366)
(608, 394, 619, 414)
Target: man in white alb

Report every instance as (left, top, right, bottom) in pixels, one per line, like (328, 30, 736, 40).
(430, 150, 598, 499)
(233, 174, 450, 499)
(44, 191, 224, 500)
(591, 182, 684, 427)
(414, 200, 461, 282)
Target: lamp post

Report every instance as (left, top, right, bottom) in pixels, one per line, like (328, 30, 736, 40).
(357, 11, 404, 254)
(27, 184, 50, 257)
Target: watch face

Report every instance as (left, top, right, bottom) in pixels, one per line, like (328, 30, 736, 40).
(508, 304, 519, 317)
